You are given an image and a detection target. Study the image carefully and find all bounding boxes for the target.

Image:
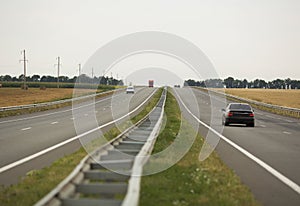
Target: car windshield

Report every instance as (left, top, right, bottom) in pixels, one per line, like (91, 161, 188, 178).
(229, 104, 251, 110)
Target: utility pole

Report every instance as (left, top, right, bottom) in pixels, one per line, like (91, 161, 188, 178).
(19, 49, 28, 90)
(78, 64, 81, 83)
(92, 67, 94, 78)
(55, 57, 61, 88)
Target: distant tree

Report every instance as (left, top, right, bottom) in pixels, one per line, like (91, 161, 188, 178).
(185, 79, 196, 86)
(58, 76, 69, 82)
(3, 75, 12, 81)
(272, 79, 285, 89)
(242, 79, 248, 88)
(12, 76, 18, 82)
(31, 74, 40, 82)
(223, 77, 234, 88)
(18, 74, 24, 81)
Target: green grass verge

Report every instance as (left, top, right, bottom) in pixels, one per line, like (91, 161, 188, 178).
(140, 90, 260, 206)
(0, 148, 87, 206)
(0, 88, 163, 206)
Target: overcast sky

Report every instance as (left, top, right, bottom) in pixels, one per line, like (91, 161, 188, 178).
(0, 0, 299, 84)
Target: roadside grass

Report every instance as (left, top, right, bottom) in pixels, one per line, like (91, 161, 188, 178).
(140, 90, 260, 206)
(0, 148, 87, 206)
(0, 88, 162, 206)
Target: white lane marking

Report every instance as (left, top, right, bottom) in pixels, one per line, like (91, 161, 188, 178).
(21, 127, 32, 131)
(0, 90, 124, 124)
(70, 117, 75, 120)
(174, 89, 300, 195)
(283, 131, 292, 135)
(95, 111, 98, 113)
(0, 89, 157, 174)
(84, 114, 88, 117)
(285, 120, 293, 123)
(51, 121, 58, 125)
(260, 125, 266, 128)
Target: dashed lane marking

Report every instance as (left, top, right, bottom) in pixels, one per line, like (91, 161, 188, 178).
(21, 127, 32, 131)
(51, 121, 58, 125)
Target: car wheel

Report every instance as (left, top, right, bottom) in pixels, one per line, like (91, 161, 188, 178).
(247, 123, 255, 127)
(224, 120, 229, 126)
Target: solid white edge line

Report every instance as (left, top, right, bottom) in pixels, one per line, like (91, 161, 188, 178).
(0, 89, 157, 174)
(174, 89, 300, 195)
(21, 127, 32, 131)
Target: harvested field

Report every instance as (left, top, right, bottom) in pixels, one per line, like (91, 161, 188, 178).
(0, 88, 76, 107)
(224, 89, 300, 109)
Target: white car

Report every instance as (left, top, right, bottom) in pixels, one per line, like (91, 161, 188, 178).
(126, 86, 135, 94)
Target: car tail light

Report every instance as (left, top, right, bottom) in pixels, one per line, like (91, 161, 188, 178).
(228, 112, 233, 117)
(249, 113, 254, 117)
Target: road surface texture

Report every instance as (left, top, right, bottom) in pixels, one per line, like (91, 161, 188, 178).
(0, 87, 155, 185)
(174, 87, 300, 206)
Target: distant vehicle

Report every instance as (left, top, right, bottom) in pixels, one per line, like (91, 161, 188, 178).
(222, 103, 255, 127)
(174, 85, 180, 88)
(148, 80, 154, 87)
(126, 86, 135, 94)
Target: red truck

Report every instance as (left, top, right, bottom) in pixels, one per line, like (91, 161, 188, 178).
(148, 80, 154, 87)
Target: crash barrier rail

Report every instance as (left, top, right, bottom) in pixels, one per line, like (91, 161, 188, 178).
(200, 87, 300, 118)
(34, 88, 167, 206)
(0, 88, 122, 112)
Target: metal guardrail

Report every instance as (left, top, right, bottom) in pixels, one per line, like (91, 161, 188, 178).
(203, 88, 300, 118)
(34, 88, 167, 206)
(0, 89, 122, 112)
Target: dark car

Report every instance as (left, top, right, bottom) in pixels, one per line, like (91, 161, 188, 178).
(222, 103, 255, 127)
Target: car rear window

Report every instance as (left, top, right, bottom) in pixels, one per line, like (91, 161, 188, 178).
(229, 104, 251, 110)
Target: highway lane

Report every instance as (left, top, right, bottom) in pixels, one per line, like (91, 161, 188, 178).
(173, 87, 300, 206)
(0, 87, 156, 184)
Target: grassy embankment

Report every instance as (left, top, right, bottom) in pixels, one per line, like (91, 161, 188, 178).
(139, 90, 260, 206)
(0, 88, 163, 206)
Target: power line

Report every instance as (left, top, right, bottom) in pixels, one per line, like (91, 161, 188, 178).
(78, 63, 81, 83)
(54, 57, 62, 88)
(19, 49, 28, 90)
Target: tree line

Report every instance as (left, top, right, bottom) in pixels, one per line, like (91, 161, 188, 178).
(185, 77, 300, 89)
(0, 74, 123, 86)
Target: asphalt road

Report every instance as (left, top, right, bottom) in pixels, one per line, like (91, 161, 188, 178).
(173, 87, 300, 206)
(0, 87, 156, 185)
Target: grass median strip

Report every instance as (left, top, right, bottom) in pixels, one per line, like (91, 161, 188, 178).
(0, 88, 162, 206)
(140, 90, 260, 206)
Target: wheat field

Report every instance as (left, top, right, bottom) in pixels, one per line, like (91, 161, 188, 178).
(223, 88, 300, 109)
(0, 88, 75, 107)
